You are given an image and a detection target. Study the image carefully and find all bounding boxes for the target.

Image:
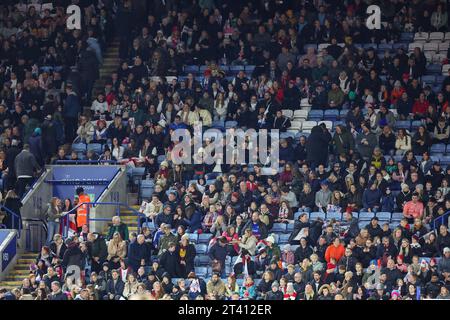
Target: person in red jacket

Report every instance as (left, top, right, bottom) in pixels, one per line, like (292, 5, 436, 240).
(412, 92, 429, 119)
(324, 237, 346, 263)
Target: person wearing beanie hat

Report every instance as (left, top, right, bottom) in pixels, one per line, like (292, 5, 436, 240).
(265, 280, 283, 300)
(390, 290, 401, 300)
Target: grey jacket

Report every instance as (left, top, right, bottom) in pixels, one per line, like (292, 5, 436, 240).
(14, 149, 40, 177)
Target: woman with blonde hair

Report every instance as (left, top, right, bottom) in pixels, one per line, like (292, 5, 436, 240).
(123, 273, 139, 299)
(107, 231, 127, 269)
(45, 197, 63, 245)
(213, 92, 228, 121)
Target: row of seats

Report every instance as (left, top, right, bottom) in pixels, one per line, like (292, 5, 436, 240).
(413, 31, 450, 42)
(293, 211, 404, 223)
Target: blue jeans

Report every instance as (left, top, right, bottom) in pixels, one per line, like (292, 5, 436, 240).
(46, 221, 59, 245)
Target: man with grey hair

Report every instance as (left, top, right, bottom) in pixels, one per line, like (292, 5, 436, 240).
(106, 215, 129, 241)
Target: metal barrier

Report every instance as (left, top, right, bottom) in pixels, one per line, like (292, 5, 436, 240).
(0, 204, 22, 238)
(61, 202, 147, 237)
(433, 210, 450, 231)
(54, 160, 118, 165)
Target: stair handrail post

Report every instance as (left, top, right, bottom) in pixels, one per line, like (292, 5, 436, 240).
(0, 203, 22, 238)
(433, 210, 450, 232)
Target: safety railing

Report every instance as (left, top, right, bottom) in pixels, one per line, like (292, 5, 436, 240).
(61, 201, 147, 237)
(433, 210, 450, 232)
(0, 204, 22, 238)
(54, 160, 118, 165)
(22, 168, 50, 201)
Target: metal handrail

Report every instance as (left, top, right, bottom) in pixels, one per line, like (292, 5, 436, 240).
(433, 210, 450, 232)
(22, 168, 49, 201)
(54, 160, 118, 165)
(0, 203, 22, 238)
(61, 201, 147, 237)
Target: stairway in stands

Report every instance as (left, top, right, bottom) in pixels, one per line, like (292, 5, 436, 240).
(84, 38, 120, 112)
(0, 252, 36, 289)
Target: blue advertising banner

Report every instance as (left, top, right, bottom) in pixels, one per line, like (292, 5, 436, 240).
(1, 231, 17, 271)
(49, 166, 120, 202)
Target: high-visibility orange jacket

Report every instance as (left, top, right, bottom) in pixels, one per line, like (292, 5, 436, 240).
(76, 194, 91, 227)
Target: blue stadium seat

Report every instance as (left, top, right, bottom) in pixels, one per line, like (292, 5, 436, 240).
(271, 223, 287, 233)
(441, 156, 450, 166)
(72, 143, 87, 153)
(363, 43, 377, 50)
(198, 233, 212, 244)
(411, 120, 422, 130)
(339, 109, 349, 119)
(393, 43, 407, 51)
(195, 255, 210, 266)
(236, 279, 244, 287)
(391, 212, 403, 222)
(378, 43, 393, 51)
(324, 109, 339, 121)
(358, 222, 367, 230)
(195, 266, 208, 278)
(244, 65, 256, 73)
(279, 233, 290, 244)
(422, 75, 436, 84)
(400, 32, 414, 42)
(87, 143, 102, 154)
(308, 110, 324, 120)
(184, 65, 199, 73)
(309, 212, 326, 220)
(230, 65, 245, 72)
(427, 64, 442, 74)
(157, 155, 166, 164)
(188, 233, 198, 244)
(286, 223, 294, 232)
(395, 120, 411, 130)
(358, 212, 375, 221)
(431, 144, 446, 153)
(326, 212, 342, 220)
(376, 212, 392, 221)
(294, 212, 305, 220)
(195, 244, 208, 255)
(225, 121, 238, 128)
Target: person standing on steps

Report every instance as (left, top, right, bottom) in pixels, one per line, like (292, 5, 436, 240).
(14, 144, 41, 198)
(75, 187, 91, 233)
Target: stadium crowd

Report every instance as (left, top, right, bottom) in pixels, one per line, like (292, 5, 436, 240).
(1, 0, 450, 301)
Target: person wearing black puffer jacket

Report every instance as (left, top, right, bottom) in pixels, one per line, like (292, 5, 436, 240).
(265, 281, 284, 300)
(61, 238, 85, 273)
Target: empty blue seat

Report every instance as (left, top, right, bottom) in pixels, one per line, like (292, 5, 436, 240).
(358, 212, 375, 221)
(244, 65, 255, 73)
(184, 65, 199, 73)
(441, 156, 450, 166)
(431, 144, 446, 153)
(279, 233, 290, 244)
(72, 143, 87, 153)
(393, 43, 407, 51)
(411, 120, 422, 130)
(376, 212, 392, 221)
(271, 223, 287, 233)
(400, 33, 414, 41)
(195, 255, 210, 266)
(327, 212, 342, 220)
(378, 43, 393, 51)
(286, 224, 294, 232)
(225, 121, 238, 128)
(391, 212, 403, 222)
(308, 110, 324, 120)
(395, 120, 411, 130)
(422, 75, 436, 84)
(363, 43, 377, 50)
(87, 143, 102, 154)
(358, 222, 368, 229)
(198, 233, 212, 244)
(436, 75, 446, 84)
(195, 266, 208, 278)
(195, 244, 208, 254)
(236, 279, 244, 287)
(230, 65, 244, 71)
(427, 64, 442, 74)
(309, 212, 326, 220)
(188, 233, 198, 243)
(324, 109, 339, 120)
